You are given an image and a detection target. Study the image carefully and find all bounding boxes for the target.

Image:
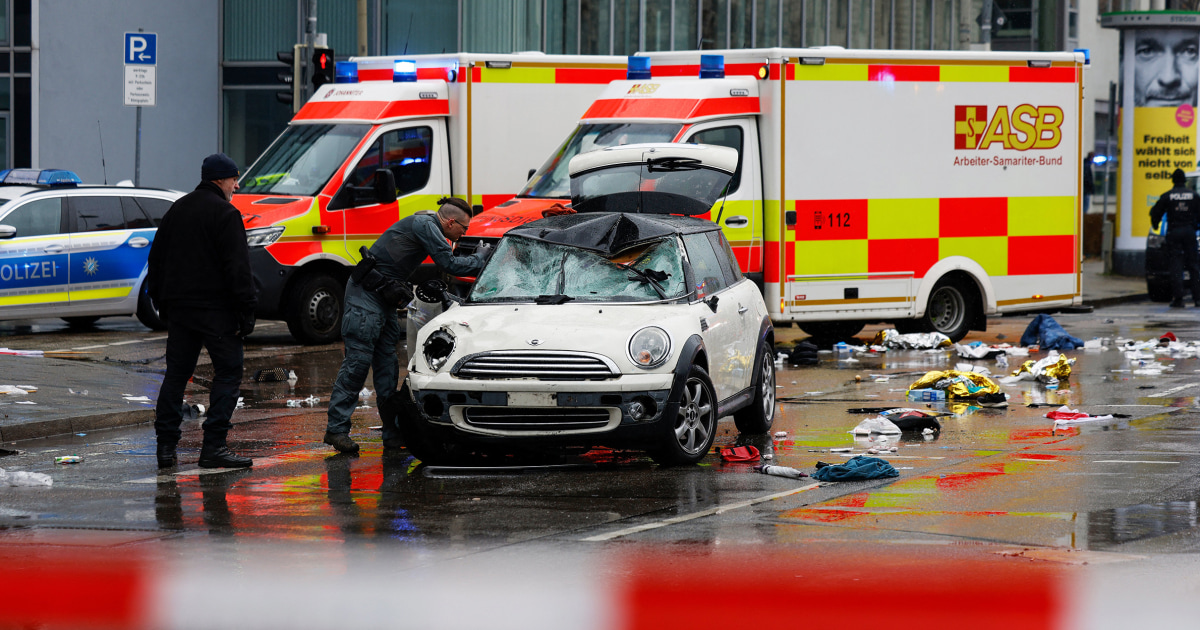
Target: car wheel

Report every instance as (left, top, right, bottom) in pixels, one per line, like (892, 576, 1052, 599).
(798, 321, 864, 341)
(286, 273, 343, 345)
(650, 365, 718, 466)
(136, 282, 166, 330)
(62, 316, 100, 328)
(902, 277, 977, 342)
(733, 341, 776, 434)
(1147, 278, 1173, 303)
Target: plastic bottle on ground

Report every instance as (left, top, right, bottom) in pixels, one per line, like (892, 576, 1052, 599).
(755, 465, 808, 479)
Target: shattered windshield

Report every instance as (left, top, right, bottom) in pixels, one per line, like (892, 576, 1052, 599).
(239, 123, 370, 196)
(519, 123, 682, 199)
(469, 236, 688, 303)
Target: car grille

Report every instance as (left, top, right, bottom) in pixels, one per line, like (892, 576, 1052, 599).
(453, 351, 617, 380)
(462, 407, 612, 431)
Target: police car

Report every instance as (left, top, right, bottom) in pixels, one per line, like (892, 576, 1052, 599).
(0, 169, 182, 328)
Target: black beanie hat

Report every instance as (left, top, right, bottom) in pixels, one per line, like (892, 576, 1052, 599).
(201, 153, 239, 181)
(1172, 168, 1187, 185)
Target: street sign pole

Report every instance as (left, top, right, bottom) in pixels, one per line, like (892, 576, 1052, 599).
(124, 31, 157, 187)
(135, 106, 141, 187)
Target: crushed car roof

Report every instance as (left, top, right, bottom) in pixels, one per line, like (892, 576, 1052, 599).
(505, 212, 718, 256)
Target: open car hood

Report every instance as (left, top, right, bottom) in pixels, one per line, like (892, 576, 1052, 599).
(568, 143, 736, 216)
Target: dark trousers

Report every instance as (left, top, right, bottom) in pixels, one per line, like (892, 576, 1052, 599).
(155, 315, 244, 451)
(1165, 232, 1200, 304)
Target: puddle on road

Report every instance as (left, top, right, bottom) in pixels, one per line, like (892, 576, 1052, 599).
(1087, 500, 1199, 549)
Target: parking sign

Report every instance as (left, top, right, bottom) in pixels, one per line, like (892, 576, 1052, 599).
(124, 33, 157, 65)
(124, 32, 157, 106)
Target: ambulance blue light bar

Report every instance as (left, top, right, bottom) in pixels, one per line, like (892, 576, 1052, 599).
(700, 55, 724, 79)
(335, 61, 358, 83)
(393, 60, 417, 82)
(628, 56, 651, 80)
(0, 168, 82, 187)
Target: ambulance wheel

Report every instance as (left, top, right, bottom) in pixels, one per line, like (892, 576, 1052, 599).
(915, 277, 976, 342)
(136, 282, 166, 331)
(63, 316, 100, 328)
(798, 321, 864, 341)
(286, 273, 343, 345)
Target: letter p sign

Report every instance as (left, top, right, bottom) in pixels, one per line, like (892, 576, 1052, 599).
(124, 33, 157, 65)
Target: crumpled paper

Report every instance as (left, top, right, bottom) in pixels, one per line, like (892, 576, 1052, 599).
(872, 329, 952, 350)
(907, 369, 1001, 399)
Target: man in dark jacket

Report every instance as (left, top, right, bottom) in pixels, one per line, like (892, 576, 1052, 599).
(148, 153, 258, 469)
(324, 197, 486, 455)
(1150, 168, 1200, 308)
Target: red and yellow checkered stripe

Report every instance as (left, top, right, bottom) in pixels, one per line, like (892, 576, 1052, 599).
(787, 60, 1077, 83)
(764, 196, 1076, 283)
(358, 64, 626, 84)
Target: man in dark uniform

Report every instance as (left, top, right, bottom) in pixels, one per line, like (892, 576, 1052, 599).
(323, 197, 486, 455)
(149, 153, 258, 469)
(1150, 168, 1200, 308)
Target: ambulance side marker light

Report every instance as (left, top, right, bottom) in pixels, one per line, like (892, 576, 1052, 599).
(799, 57, 825, 66)
(334, 61, 358, 84)
(757, 64, 769, 80)
(393, 60, 417, 82)
(312, 225, 331, 235)
(700, 55, 724, 79)
(628, 56, 652, 80)
(1027, 59, 1052, 68)
(1032, 294, 1044, 299)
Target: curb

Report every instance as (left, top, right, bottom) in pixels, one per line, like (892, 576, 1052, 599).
(0, 409, 154, 442)
(1082, 293, 1149, 309)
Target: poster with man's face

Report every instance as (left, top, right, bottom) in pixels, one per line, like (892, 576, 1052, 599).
(1134, 27, 1200, 108)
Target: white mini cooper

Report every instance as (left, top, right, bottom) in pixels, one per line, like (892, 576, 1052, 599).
(399, 144, 775, 465)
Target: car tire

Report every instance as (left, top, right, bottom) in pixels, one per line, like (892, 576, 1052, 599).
(1147, 278, 1173, 303)
(286, 273, 344, 345)
(904, 277, 977, 342)
(798, 321, 864, 341)
(733, 341, 776, 434)
(136, 282, 166, 331)
(650, 365, 718, 466)
(62, 316, 100, 328)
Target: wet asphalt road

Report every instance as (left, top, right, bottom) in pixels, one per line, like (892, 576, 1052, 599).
(2, 305, 1200, 626)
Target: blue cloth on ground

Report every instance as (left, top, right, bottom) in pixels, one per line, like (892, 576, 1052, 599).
(1019, 313, 1084, 351)
(811, 456, 899, 481)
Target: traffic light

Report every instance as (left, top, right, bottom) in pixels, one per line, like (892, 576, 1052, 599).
(311, 47, 335, 91)
(276, 45, 303, 113)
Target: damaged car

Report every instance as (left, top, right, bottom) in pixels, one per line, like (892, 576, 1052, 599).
(399, 144, 775, 465)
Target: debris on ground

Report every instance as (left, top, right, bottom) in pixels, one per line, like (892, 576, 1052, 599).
(1020, 314, 1084, 350)
(122, 395, 152, 403)
(907, 369, 1002, 399)
(1045, 405, 1115, 427)
(786, 341, 820, 366)
(872, 329, 952, 349)
(850, 417, 901, 435)
(719, 445, 760, 462)
(253, 368, 292, 382)
(1001, 353, 1075, 385)
(811, 456, 899, 481)
(754, 464, 807, 479)
(54, 456, 83, 464)
(0, 385, 36, 396)
(0, 467, 52, 487)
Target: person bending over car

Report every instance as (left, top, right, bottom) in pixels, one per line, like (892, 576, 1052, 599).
(323, 197, 488, 455)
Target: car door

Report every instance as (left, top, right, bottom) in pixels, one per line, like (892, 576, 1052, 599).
(0, 196, 69, 315)
(683, 231, 740, 402)
(683, 120, 763, 280)
(66, 194, 146, 309)
(708, 229, 760, 394)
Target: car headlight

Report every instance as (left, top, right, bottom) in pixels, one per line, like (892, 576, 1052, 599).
(628, 326, 672, 369)
(424, 328, 456, 372)
(246, 226, 285, 247)
(1147, 233, 1165, 249)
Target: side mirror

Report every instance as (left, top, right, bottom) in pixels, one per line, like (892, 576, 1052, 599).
(527, 168, 536, 180)
(0, 225, 15, 239)
(706, 295, 719, 313)
(373, 169, 397, 204)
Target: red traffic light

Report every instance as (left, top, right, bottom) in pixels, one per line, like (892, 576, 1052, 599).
(311, 47, 335, 90)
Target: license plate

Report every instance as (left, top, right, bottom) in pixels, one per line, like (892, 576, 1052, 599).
(507, 392, 557, 406)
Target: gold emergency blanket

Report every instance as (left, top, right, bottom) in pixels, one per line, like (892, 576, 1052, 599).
(1011, 354, 1074, 382)
(907, 370, 1001, 399)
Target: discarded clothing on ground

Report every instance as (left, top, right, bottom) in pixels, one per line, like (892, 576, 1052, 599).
(719, 445, 761, 462)
(1020, 314, 1083, 350)
(1045, 405, 1114, 426)
(883, 409, 943, 433)
(907, 369, 1001, 399)
(954, 342, 1006, 359)
(811, 456, 899, 481)
(872, 329, 952, 350)
(788, 341, 820, 366)
(1001, 353, 1074, 385)
(850, 417, 902, 435)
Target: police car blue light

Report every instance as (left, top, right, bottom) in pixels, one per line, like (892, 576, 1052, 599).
(0, 168, 83, 187)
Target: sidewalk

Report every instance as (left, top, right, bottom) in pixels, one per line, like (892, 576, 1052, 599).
(0, 262, 1150, 445)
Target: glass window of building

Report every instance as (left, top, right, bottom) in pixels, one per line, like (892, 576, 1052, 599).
(757, 0, 781, 48)
(645, 0, 672, 51)
(674, 0, 699, 50)
(384, 0, 457, 55)
(807, 0, 829, 47)
(546, 0, 580, 53)
(581, 0, 612, 54)
(730, 0, 752, 48)
(463, 0, 541, 54)
(614, 0, 639, 54)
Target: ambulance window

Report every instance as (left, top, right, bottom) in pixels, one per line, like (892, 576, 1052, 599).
(707, 230, 743, 284)
(682, 232, 728, 299)
(0, 198, 63, 238)
(133, 197, 172, 226)
(687, 126, 743, 194)
(120, 197, 154, 229)
(346, 126, 433, 201)
(71, 196, 127, 233)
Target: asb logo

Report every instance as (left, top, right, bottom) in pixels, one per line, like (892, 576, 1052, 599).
(627, 83, 659, 95)
(955, 105, 1064, 151)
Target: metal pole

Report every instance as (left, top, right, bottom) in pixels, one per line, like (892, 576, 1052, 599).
(357, 0, 368, 56)
(134, 106, 141, 187)
(305, 0, 317, 101)
(1102, 80, 1117, 274)
(980, 0, 991, 49)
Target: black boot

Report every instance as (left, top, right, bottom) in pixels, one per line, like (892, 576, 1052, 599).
(383, 437, 406, 458)
(198, 446, 253, 469)
(323, 432, 360, 454)
(156, 442, 177, 469)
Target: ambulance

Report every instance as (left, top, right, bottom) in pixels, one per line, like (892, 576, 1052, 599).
(235, 52, 625, 344)
(462, 48, 1085, 342)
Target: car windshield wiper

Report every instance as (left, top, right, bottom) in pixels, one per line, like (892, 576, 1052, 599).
(534, 294, 574, 305)
(623, 265, 668, 299)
